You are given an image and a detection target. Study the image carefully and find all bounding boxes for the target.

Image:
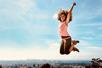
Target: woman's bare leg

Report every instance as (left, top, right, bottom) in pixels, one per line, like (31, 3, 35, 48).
(69, 40, 79, 52)
(63, 39, 66, 52)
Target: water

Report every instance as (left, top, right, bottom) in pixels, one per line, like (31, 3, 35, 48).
(0, 60, 90, 65)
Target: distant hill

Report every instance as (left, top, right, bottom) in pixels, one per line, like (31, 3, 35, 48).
(0, 60, 90, 65)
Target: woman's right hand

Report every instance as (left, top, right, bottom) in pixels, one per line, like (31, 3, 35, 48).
(73, 2, 76, 6)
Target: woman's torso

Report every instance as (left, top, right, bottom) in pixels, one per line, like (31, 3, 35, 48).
(59, 21, 70, 37)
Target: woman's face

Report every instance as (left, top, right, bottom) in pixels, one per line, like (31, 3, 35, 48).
(60, 14, 66, 22)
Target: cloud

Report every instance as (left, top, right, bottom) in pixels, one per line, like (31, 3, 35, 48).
(0, 0, 50, 25)
(0, 0, 54, 44)
(74, 0, 102, 24)
(0, 39, 102, 60)
(53, 13, 58, 20)
(71, 40, 102, 60)
(0, 41, 60, 60)
(0, 0, 34, 18)
(0, 0, 102, 60)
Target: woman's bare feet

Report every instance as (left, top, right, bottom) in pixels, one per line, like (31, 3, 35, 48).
(72, 40, 79, 45)
(73, 47, 80, 52)
(71, 40, 79, 52)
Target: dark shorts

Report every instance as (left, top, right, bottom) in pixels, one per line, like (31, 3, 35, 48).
(60, 36, 71, 55)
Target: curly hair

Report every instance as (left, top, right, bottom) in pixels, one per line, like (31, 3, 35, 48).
(58, 10, 72, 22)
(58, 10, 68, 22)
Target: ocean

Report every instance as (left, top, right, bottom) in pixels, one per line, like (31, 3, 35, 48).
(0, 60, 90, 65)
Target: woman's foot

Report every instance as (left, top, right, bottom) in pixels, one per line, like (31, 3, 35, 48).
(73, 47, 79, 52)
(73, 2, 76, 6)
(72, 40, 79, 45)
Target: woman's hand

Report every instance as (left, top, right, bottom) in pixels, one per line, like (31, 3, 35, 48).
(73, 2, 76, 6)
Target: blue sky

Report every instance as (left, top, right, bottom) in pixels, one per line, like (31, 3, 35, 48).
(0, 0, 102, 60)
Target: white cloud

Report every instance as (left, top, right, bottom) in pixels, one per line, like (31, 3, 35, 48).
(78, 23, 102, 27)
(0, 39, 101, 60)
(70, 40, 102, 59)
(98, 25, 102, 30)
(0, 0, 102, 60)
(0, 0, 50, 24)
(53, 12, 58, 20)
(33, 13, 50, 19)
(0, 0, 51, 36)
(74, 0, 102, 22)
(0, 0, 34, 17)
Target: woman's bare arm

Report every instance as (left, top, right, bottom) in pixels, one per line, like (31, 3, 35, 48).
(66, 2, 76, 25)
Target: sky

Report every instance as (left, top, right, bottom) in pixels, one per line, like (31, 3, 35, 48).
(0, 0, 102, 60)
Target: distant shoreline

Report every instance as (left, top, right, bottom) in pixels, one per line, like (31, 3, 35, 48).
(0, 60, 90, 65)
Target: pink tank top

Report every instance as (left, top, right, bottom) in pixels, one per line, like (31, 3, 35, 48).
(59, 22, 70, 36)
